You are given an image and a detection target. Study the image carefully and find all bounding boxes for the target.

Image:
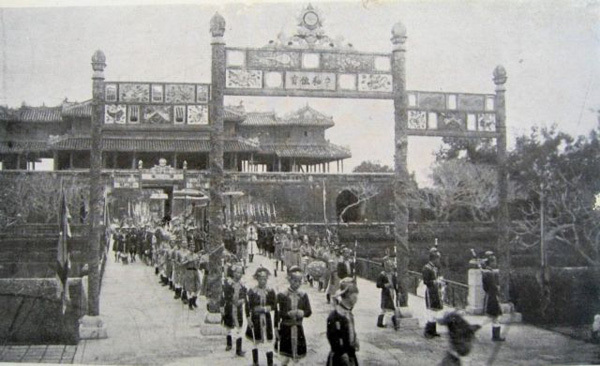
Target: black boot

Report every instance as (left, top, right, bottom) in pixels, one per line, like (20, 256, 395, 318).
(266, 351, 274, 366)
(392, 315, 399, 331)
(226, 335, 232, 351)
(181, 290, 188, 304)
(377, 314, 385, 328)
(252, 348, 259, 366)
(188, 296, 195, 310)
(274, 268, 277, 277)
(174, 288, 181, 300)
(492, 326, 505, 341)
(308, 276, 314, 287)
(249, 254, 254, 263)
(235, 338, 245, 357)
(192, 296, 198, 308)
(326, 294, 331, 304)
(155, 267, 159, 275)
(169, 281, 174, 290)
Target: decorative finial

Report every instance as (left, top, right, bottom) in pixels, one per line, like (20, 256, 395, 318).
(493, 65, 507, 85)
(138, 160, 143, 169)
(183, 160, 188, 170)
(210, 12, 226, 38)
(91, 50, 106, 72)
(391, 21, 407, 47)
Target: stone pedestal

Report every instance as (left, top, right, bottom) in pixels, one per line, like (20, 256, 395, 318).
(78, 315, 108, 339)
(466, 269, 484, 315)
(200, 312, 228, 336)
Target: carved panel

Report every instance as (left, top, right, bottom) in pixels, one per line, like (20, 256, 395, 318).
(143, 105, 171, 125)
(321, 53, 373, 73)
(416, 92, 445, 110)
(174, 105, 186, 124)
(439, 112, 465, 130)
(105, 104, 126, 124)
(187, 105, 209, 125)
(226, 69, 263, 89)
(105, 84, 118, 102)
(165, 84, 195, 103)
(477, 113, 496, 131)
(151, 84, 164, 103)
(119, 83, 150, 103)
(458, 94, 485, 112)
(408, 111, 427, 129)
(358, 74, 392, 92)
(285, 72, 336, 90)
(196, 85, 210, 103)
(247, 50, 301, 69)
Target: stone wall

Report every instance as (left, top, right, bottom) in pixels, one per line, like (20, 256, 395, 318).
(0, 277, 87, 344)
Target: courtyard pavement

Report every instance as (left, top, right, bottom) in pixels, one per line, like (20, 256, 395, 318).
(69, 253, 600, 366)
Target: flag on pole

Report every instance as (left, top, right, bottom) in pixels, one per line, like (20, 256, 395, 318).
(266, 205, 271, 222)
(271, 203, 277, 220)
(56, 187, 72, 315)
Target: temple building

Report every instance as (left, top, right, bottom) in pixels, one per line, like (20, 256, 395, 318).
(0, 101, 350, 172)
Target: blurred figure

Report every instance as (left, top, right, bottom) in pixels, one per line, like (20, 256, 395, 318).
(327, 277, 360, 366)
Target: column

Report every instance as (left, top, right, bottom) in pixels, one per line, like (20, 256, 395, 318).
(132, 152, 137, 169)
(88, 50, 106, 319)
(278, 157, 282, 172)
(69, 152, 74, 169)
(494, 65, 510, 300)
(173, 153, 178, 169)
(206, 12, 226, 316)
(391, 21, 410, 307)
(53, 151, 59, 171)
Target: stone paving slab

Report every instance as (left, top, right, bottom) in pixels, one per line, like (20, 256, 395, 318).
(74, 253, 600, 365)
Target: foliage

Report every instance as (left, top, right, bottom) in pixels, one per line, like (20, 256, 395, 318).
(352, 160, 393, 173)
(0, 173, 89, 230)
(435, 137, 497, 164)
(509, 124, 600, 266)
(419, 160, 497, 222)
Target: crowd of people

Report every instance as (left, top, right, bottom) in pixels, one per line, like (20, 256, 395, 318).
(109, 216, 505, 366)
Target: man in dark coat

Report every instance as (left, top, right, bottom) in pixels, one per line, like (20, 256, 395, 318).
(376, 255, 400, 330)
(246, 267, 277, 366)
(482, 251, 505, 341)
(275, 266, 312, 365)
(327, 278, 360, 366)
(337, 248, 355, 280)
(221, 264, 247, 357)
(422, 247, 443, 338)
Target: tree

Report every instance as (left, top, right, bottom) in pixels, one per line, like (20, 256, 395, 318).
(509, 124, 600, 266)
(419, 160, 498, 222)
(435, 137, 497, 165)
(336, 181, 381, 223)
(352, 161, 393, 173)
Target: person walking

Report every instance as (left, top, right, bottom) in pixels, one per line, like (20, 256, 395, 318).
(482, 251, 505, 342)
(326, 277, 360, 366)
(246, 267, 277, 366)
(422, 247, 443, 338)
(221, 264, 247, 357)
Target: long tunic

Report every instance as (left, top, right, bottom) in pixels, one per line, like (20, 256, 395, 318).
(422, 262, 443, 311)
(221, 278, 247, 329)
(275, 289, 312, 360)
(245, 286, 277, 342)
(482, 268, 502, 317)
(337, 260, 354, 280)
(326, 303, 359, 366)
(376, 271, 399, 311)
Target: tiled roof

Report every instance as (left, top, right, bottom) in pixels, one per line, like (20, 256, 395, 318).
(0, 140, 49, 153)
(242, 105, 335, 128)
(281, 105, 334, 128)
(259, 143, 351, 159)
(50, 136, 259, 153)
(242, 112, 279, 126)
(224, 105, 246, 122)
(6, 106, 64, 123)
(62, 100, 92, 118)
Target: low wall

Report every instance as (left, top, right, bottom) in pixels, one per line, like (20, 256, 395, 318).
(0, 277, 87, 344)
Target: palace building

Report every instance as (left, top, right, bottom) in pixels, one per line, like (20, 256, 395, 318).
(0, 100, 350, 173)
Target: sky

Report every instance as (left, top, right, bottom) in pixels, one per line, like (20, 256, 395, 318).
(0, 0, 599, 184)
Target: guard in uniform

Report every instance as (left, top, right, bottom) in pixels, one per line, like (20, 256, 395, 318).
(246, 267, 277, 366)
(422, 247, 443, 338)
(337, 248, 355, 280)
(275, 266, 312, 365)
(326, 277, 360, 366)
(482, 251, 505, 341)
(247, 223, 258, 263)
(221, 264, 247, 357)
(376, 255, 400, 330)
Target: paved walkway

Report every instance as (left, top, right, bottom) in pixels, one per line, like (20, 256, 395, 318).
(74, 253, 600, 365)
(0, 345, 77, 363)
